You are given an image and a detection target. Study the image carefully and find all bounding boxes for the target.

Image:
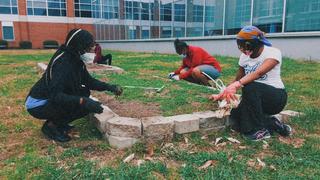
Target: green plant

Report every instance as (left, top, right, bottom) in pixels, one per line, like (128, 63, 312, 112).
(43, 40, 59, 49)
(19, 41, 32, 49)
(0, 39, 8, 49)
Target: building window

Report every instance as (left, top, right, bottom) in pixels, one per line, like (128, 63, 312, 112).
(99, 0, 118, 19)
(160, 1, 172, 21)
(285, 0, 320, 32)
(75, 0, 99, 18)
(0, 0, 18, 14)
(2, 22, 14, 41)
(27, 0, 66, 16)
(174, 3, 185, 22)
(141, 2, 150, 20)
(225, 0, 251, 35)
(253, 0, 283, 33)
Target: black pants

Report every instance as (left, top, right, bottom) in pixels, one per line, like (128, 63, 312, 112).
(27, 90, 90, 126)
(230, 82, 287, 134)
(98, 54, 112, 65)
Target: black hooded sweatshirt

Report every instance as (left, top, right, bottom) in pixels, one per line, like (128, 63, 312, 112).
(28, 45, 114, 108)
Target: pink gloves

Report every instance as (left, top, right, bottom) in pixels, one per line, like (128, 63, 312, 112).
(210, 81, 242, 102)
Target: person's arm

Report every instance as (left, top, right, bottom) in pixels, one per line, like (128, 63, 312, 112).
(233, 66, 245, 82)
(238, 58, 278, 85)
(174, 59, 187, 75)
(83, 68, 122, 95)
(179, 52, 202, 79)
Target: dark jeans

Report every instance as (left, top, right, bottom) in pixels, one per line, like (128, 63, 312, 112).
(27, 91, 90, 126)
(230, 82, 287, 134)
(98, 54, 112, 65)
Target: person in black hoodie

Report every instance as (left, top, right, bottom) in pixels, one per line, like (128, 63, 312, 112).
(25, 29, 123, 142)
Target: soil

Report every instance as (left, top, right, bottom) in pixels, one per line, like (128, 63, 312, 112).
(92, 92, 162, 118)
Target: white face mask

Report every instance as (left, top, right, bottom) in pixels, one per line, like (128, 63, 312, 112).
(179, 54, 187, 58)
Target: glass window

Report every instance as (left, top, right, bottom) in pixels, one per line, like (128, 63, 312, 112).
(2, 25, 14, 40)
(187, 0, 204, 37)
(285, 0, 320, 32)
(225, 0, 251, 35)
(173, 0, 185, 37)
(125, 1, 133, 19)
(101, 0, 118, 19)
(253, 0, 283, 33)
(204, 0, 224, 36)
(160, 1, 172, 21)
(141, 27, 150, 39)
(27, 0, 67, 16)
(0, 0, 18, 14)
(161, 26, 172, 38)
(141, 2, 150, 20)
(75, 0, 98, 18)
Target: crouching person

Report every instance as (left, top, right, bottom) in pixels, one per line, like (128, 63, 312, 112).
(25, 29, 122, 142)
(211, 26, 291, 141)
(168, 39, 221, 85)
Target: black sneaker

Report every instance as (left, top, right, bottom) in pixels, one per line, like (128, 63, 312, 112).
(244, 129, 271, 141)
(41, 121, 71, 142)
(272, 117, 292, 137)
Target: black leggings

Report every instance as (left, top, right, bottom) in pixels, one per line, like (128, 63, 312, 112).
(27, 92, 90, 126)
(230, 82, 287, 133)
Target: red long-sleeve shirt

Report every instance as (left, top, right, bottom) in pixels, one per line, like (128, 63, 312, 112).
(174, 46, 221, 79)
(93, 44, 102, 63)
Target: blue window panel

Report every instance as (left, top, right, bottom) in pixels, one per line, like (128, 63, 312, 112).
(34, 8, 47, 15)
(12, 7, 17, 14)
(3, 26, 14, 40)
(0, 0, 11, 6)
(48, 9, 61, 16)
(0, 7, 11, 14)
(61, 10, 66, 16)
(48, 2, 60, 8)
(27, 8, 33, 15)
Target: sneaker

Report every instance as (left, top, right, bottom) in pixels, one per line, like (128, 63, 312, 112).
(272, 117, 292, 137)
(41, 121, 71, 142)
(244, 129, 271, 141)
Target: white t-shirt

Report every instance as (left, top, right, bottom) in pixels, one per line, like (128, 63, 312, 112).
(238, 46, 285, 89)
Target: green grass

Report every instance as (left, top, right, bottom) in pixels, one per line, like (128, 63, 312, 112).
(0, 50, 320, 179)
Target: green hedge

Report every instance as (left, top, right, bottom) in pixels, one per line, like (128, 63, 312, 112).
(43, 40, 59, 49)
(0, 39, 8, 49)
(19, 41, 32, 49)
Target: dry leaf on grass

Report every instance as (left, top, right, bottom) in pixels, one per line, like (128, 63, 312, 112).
(136, 159, 145, 166)
(184, 137, 189, 144)
(145, 156, 153, 161)
(238, 146, 247, 149)
(214, 137, 223, 146)
(262, 140, 269, 149)
(123, 153, 135, 163)
(269, 165, 277, 171)
(198, 160, 217, 170)
(257, 158, 266, 168)
(278, 136, 305, 148)
(227, 137, 241, 144)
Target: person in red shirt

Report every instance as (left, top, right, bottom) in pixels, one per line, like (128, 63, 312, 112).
(93, 43, 112, 65)
(168, 39, 221, 85)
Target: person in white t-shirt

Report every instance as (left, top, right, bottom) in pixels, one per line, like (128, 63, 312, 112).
(211, 26, 292, 141)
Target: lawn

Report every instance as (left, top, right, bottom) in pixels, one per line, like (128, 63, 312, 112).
(0, 49, 320, 179)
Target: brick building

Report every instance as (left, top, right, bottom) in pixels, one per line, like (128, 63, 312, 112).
(0, 0, 95, 48)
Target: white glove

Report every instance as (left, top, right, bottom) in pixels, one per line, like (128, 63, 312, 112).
(172, 75, 180, 81)
(168, 72, 175, 79)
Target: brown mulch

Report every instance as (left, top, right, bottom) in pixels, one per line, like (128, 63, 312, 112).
(93, 92, 161, 118)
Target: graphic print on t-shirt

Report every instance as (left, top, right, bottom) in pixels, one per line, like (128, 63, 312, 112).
(243, 62, 268, 80)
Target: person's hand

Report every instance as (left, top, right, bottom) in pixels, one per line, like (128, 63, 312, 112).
(221, 81, 242, 103)
(168, 72, 175, 79)
(82, 97, 103, 114)
(172, 75, 180, 81)
(209, 81, 242, 102)
(110, 85, 123, 96)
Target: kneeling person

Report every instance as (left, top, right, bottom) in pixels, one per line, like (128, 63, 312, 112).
(168, 39, 221, 85)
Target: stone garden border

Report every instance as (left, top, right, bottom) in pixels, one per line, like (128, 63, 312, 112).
(37, 63, 302, 149)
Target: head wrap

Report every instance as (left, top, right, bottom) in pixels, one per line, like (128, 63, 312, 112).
(237, 26, 272, 47)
